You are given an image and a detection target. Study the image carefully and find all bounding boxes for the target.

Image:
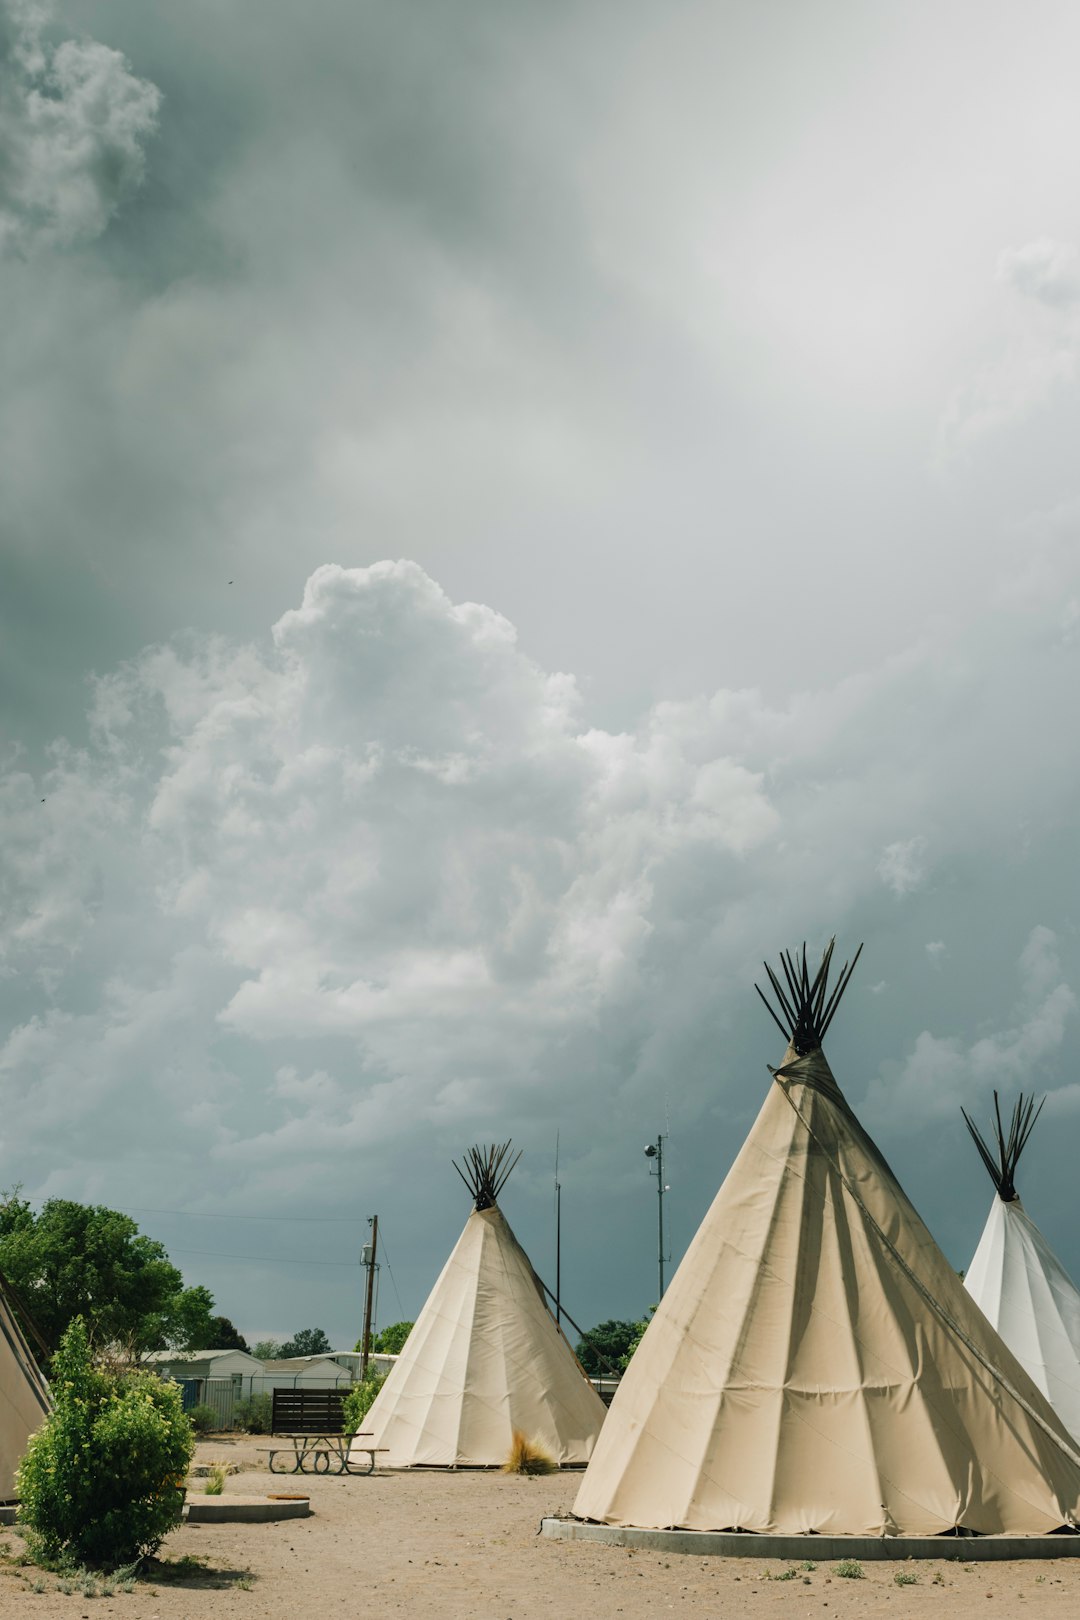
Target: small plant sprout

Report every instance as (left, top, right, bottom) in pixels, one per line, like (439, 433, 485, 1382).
(204, 1465, 227, 1495)
(800, 1559, 817, 1571)
(835, 1558, 864, 1579)
(894, 1570, 918, 1586)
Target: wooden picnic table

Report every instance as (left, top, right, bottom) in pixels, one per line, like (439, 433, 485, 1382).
(259, 1433, 387, 1476)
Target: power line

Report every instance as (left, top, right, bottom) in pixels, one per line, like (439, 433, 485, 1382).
(375, 1233, 406, 1320)
(120, 1205, 364, 1225)
(169, 1246, 359, 1269)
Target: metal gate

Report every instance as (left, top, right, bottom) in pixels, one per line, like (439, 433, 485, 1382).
(174, 1378, 201, 1413)
(202, 1376, 240, 1430)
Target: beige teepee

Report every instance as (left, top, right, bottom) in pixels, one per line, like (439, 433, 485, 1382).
(0, 1275, 50, 1499)
(574, 942, 1080, 1536)
(351, 1143, 606, 1468)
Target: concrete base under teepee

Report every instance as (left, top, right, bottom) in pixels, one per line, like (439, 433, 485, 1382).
(541, 1517, 1080, 1560)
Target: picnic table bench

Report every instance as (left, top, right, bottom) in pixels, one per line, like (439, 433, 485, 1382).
(258, 1433, 388, 1476)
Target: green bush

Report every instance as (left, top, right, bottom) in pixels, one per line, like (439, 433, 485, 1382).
(233, 1393, 272, 1434)
(186, 1404, 217, 1435)
(342, 1366, 385, 1433)
(17, 1318, 194, 1570)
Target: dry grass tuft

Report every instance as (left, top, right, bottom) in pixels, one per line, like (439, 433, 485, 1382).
(501, 1430, 557, 1475)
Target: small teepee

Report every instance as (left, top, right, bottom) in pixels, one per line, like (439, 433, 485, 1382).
(574, 942, 1080, 1536)
(963, 1092, 1080, 1441)
(0, 1274, 50, 1499)
(351, 1143, 606, 1468)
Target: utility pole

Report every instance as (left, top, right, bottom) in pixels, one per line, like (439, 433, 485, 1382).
(360, 1214, 379, 1377)
(644, 1135, 668, 1300)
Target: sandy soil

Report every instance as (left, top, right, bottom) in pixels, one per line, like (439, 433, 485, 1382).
(1, 1438, 1079, 1618)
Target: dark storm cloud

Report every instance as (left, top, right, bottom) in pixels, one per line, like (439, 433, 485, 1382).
(5, 0, 1080, 1341)
(1, 554, 1078, 1341)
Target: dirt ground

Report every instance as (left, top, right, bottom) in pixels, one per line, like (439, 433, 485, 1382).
(2, 1437, 1080, 1618)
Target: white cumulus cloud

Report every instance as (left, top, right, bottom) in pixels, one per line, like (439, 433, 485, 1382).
(0, 0, 160, 257)
(2, 550, 1080, 1331)
(878, 835, 928, 897)
(1, 561, 787, 1194)
(998, 238, 1080, 309)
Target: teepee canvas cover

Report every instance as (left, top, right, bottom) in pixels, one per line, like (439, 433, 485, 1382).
(352, 1144, 606, 1468)
(574, 943, 1080, 1536)
(0, 1276, 50, 1499)
(963, 1094, 1080, 1442)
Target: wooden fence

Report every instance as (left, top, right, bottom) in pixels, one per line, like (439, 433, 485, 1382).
(271, 1387, 347, 1434)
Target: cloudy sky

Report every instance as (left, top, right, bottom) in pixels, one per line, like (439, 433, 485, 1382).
(3, 0, 1080, 1349)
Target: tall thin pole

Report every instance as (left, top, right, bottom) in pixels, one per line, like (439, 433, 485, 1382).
(657, 1134, 665, 1301)
(360, 1214, 378, 1377)
(645, 1133, 667, 1300)
(554, 1131, 562, 1327)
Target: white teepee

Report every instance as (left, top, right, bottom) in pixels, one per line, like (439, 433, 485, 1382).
(351, 1143, 606, 1469)
(0, 1276, 50, 1499)
(574, 943, 1080, 1536)
(963, 1093, 1080, 1442)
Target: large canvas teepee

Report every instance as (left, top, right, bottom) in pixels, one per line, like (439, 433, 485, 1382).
(351, 1143, 606, 1468)
(0, 1275, 50, 1499)
(574, 942, 1080, 1536)
(963, 1093, 1080, 1442)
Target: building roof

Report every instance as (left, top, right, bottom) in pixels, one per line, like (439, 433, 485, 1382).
(261, 1356, 346, 1373)
(141, 1348, 262, 1369)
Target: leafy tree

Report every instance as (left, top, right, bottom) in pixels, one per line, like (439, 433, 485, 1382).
(574, 1319, 643, 1377)
(0, 1191, 214, 1358)
(207, 1316, 249, 1352)
(618, 1306, 657, 1369)
(370, 1321, 413, 1355)
(279, 1326, 333, 1357)
(145, 1284, 215, 1354)
(251, 1339, 282, 1360)
(17, 1317, 193, 1569)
